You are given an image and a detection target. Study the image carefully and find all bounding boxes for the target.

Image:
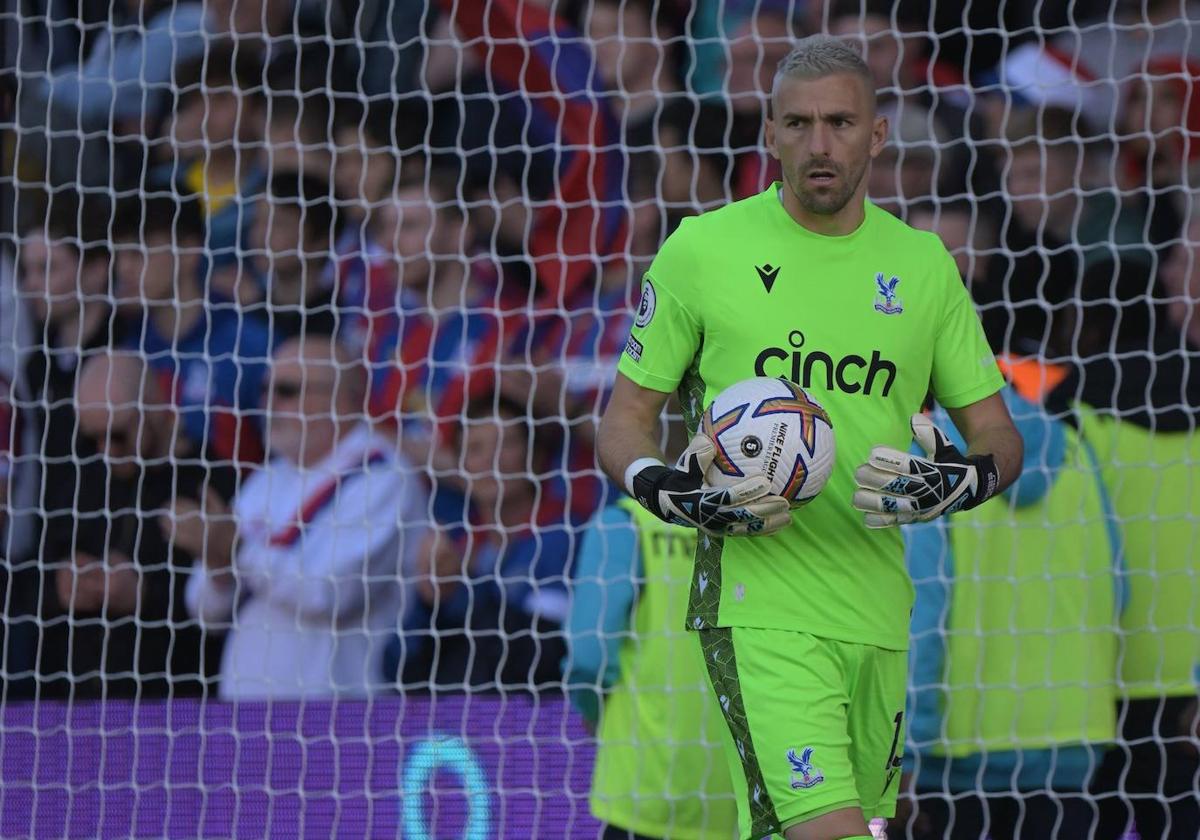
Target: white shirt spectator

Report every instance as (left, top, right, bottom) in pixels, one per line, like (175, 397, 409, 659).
(186, 423, 427, 699)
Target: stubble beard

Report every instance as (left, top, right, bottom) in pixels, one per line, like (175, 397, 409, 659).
(787, 158, 868, 217)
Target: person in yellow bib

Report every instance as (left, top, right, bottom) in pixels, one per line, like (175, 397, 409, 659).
(1048, 254, 1200, 838)
(598, 34, 1023, 840)
(1050, 246, 1200, 840)
(897, 384, 1120, 839)
(565, 498, 738, 840)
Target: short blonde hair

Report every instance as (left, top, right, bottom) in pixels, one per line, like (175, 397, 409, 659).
(773, 34, 874, 99)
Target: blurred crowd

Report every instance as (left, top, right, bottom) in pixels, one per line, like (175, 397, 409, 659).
(0, 0, 1198, 713)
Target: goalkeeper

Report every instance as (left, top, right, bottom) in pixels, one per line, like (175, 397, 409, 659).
(598, 35, 1022, 840)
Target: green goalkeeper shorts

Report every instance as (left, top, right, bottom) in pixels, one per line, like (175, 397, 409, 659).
(697, 627, 907, 840)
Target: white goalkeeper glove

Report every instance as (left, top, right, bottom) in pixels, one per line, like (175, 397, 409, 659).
(627, 434, 791, 537)
(852, 413, 1000, 529)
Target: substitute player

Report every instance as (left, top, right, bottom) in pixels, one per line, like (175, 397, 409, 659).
(597, 35, 1023, 840)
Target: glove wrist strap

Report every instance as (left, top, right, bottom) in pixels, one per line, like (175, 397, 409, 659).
(964, 454, 1000, 510)
(624, 457, 665, 497)
(629, 462, 675, 522)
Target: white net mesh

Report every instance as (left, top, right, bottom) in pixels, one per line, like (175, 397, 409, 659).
(0, 0, 1197, 837)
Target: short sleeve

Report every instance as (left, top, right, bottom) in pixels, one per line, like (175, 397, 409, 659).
(616, 223, 703, 394)
(930, 249, 1005, 409)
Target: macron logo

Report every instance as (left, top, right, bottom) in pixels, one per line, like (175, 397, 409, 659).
(756, 263, 780, 293)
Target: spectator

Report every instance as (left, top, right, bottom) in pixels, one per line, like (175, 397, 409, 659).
(365, 170, 611, 523)
(1002, 107, 1083, 244)
(535, 273, 635, 438)
(909, 200, 1016, 356)
(166, 56, 336, 306)
(114, 193, 270, 469)
(186, 335, 427, 699)
(895, 384, 1119, 840)
(158, 41, 267, 301)
(170, 79, 337, 313)
(351, 0, 435, 98)
(565, 488, 737, 839)
(992, 0, 1200, 138)
(716, 0, 805, 116)
(166, 42, 266, 219)
(585, 0, 682, 135)
(825, 0, 924, 105)
(1048, 229, 1200, 838)
(6, 197, 129, 697)
(593, 2, 804, 209)
(16, 197, 119, 369)
(49, 352, 232, 697)
(969, 107, 1082, 357)
(724, 4, 807, 198)
(363, 169, 478, 410)
(332, 100, 400, 235)
(0, 245, 36, 690)
(247, 170, 343, 343)
(645, 99, 731, 227)
(364, 172, 521, 470)
(907, 200, 997, 291)
(1161, 204, 1200, 349)
(329, 107, 404, 358)
(866, 101, 951, 216)
(205, 0, 354, 74)
(402, 0, 627, 531)
(1068, 257, 1161, 363)
(262, 93, 335, 180)
(0, 244, 32, 552)
(15, 1, 208, 187)
(369, 171, 474, 314)
(205, 0, 297, 42)
(398, 392, 572, 690)
(440, 0, 626, 304)
(969, 103, 1160, 353)
(827, 0, 978, 203)
(1121, 60, 1200, 190)
(580, 3, 726, 224)
(519, 178, 644, 524)
(1085, 60, 1196, 263)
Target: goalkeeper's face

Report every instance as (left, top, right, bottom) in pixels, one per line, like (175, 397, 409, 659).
(767, 72, 887, 217)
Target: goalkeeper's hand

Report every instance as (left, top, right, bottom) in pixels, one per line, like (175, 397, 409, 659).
(628, 434, 791, 537)
(852, 413, 1000, 529)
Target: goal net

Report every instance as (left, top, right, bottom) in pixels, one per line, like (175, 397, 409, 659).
(0, 0, 1195, 837)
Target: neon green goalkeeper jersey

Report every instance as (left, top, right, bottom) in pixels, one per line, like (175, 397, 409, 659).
(617, 186, 1004, 650)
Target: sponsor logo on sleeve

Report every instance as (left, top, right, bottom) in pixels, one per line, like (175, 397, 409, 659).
(624, 334, 644, 362)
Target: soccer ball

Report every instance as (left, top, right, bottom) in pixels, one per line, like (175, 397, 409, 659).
(698, 377, 836, 508)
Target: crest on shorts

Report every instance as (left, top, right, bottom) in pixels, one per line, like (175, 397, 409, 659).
(787, 747, 825, 789)
(873, 272, 903, 315)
